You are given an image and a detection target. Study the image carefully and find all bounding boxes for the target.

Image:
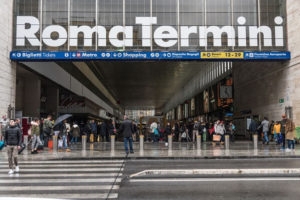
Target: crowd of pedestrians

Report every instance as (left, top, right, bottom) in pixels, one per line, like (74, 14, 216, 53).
(0, 113, 297, 174)
(249, 114, 296, 152)
(148, 119, 235, 145)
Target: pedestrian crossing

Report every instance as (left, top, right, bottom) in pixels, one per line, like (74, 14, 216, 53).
(0, 159, 125, 200)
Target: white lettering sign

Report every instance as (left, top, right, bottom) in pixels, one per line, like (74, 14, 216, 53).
(16, 16, 284, 48)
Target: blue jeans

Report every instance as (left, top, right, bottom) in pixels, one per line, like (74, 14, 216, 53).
(62, 135, 68, 149)
(71, 136, 78, 144)
(124, 137, 133, 153)
(288, 140, 295, 149)
(263, 132, 269, 143)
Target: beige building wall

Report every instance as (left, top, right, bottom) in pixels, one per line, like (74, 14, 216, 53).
(0, 0, 16, 118)
(234, 1, 300, 127)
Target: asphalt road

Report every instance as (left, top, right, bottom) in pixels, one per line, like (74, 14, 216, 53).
(118, 159, 300, 200)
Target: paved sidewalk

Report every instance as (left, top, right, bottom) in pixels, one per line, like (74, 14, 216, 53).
(0, 141, 299, 161)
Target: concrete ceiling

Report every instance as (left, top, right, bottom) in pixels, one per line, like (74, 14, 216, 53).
(87, 61, 204, 110)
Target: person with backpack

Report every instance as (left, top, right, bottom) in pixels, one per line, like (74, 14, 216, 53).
(31, 118, 43, 154)
(4, 120, 22, 174)
(43, 115, 53, 147)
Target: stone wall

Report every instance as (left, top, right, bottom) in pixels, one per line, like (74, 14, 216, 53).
(234, 1, 300, 126)
(0, 1, 16, 118)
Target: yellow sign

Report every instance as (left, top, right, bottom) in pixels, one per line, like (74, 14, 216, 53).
(201, 52, 244, 59)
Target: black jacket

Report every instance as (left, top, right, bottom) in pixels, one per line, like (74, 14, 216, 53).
(100, 123, 107, 136)
(249, 120, 258, 132)
(119, 120, 134, 138)
(4, 125, 22, 146)
(165, 125, 172, 135)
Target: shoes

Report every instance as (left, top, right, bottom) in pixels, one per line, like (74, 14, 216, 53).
(8, 169, 14, 174)
(66, 149, 71, 152)
(286, 148, 291, 153)
(31, 150, 38, 154)
(130, 151, 134, 154)
(267, 142, 269, 145)
(15, 166, 19, 173)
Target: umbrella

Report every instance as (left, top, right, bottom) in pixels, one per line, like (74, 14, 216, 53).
(53, 114, 72, 127)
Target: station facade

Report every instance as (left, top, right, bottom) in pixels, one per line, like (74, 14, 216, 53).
(1, 0, 300, 132)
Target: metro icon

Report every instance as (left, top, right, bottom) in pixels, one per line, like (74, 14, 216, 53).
(16, 16, 284, 48)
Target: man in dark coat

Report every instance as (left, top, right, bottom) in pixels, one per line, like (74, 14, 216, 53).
(100, 121, 108, 142)
(5, 120, 22, 174)
(119, 115, 134, 154)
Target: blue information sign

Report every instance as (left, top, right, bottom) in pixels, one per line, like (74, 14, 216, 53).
(10, 51, 290, 61)
(244, 51, 291, 60)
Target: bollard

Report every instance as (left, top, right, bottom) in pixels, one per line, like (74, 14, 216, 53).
(225, 135, 230, 149)
(139, 135, 144, 150)
(52, 136, 58, 151)
(197, 135, 201, 150)
(253, 134, 258, 149)
(24, 135, 28, 146)
(82, 135, 87, 150)
(111, 135, 115, 150)
(168, 135, 173, 150)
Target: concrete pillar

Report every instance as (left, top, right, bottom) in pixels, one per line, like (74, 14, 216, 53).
(82, 135, 87, 150)
(111, 135, 115, 150)
(197, 135, 201, 150)
(46, 87, 59, 116)
(225, 135, 230, 150)
(24, 77, 41, 118)
(139, 135, 144, 150)
(0, 1, 15, 118)
(52, 136, 58, 151)
(253, 134, 258, 149)
(168, 135, 173, 150)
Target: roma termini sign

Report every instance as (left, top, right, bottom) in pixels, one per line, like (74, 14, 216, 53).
(16, 16, 285, 48)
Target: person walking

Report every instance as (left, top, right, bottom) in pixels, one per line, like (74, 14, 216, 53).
(249, 119, 258, 141)
(192, 120, 199, 142)
(90, 120, 97, 143)
(4, 120, 22, 174)
(31, 118, 43, 154)
(280, 114, 289, 150)
(100, 121, 108, 142)
(150, 121, 158, 142)
(60, 120, 71, 152)
(43, 115, 53, 147)
(281, 114, 295, 152)
(165, 122, 172, 142)
(273, 121, 281, 144)
(119, 115, 134, 154)
(71, 122, 80, 144)
(258, 117, 270, 145)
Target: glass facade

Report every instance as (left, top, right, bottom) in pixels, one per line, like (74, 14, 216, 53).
(13, 0, 287, 51)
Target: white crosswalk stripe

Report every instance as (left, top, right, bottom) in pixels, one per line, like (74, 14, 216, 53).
(0, 159, 124, 200)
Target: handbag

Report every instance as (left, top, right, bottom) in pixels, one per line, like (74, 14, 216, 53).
(154, 128, 159, 135)
(213, 135, 221, 142)
(0, 141, 4, 151)
(181, 132, 187, 138)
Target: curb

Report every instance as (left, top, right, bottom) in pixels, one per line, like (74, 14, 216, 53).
(47, 155, 300, 161)
(130, 168, 300, 178)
